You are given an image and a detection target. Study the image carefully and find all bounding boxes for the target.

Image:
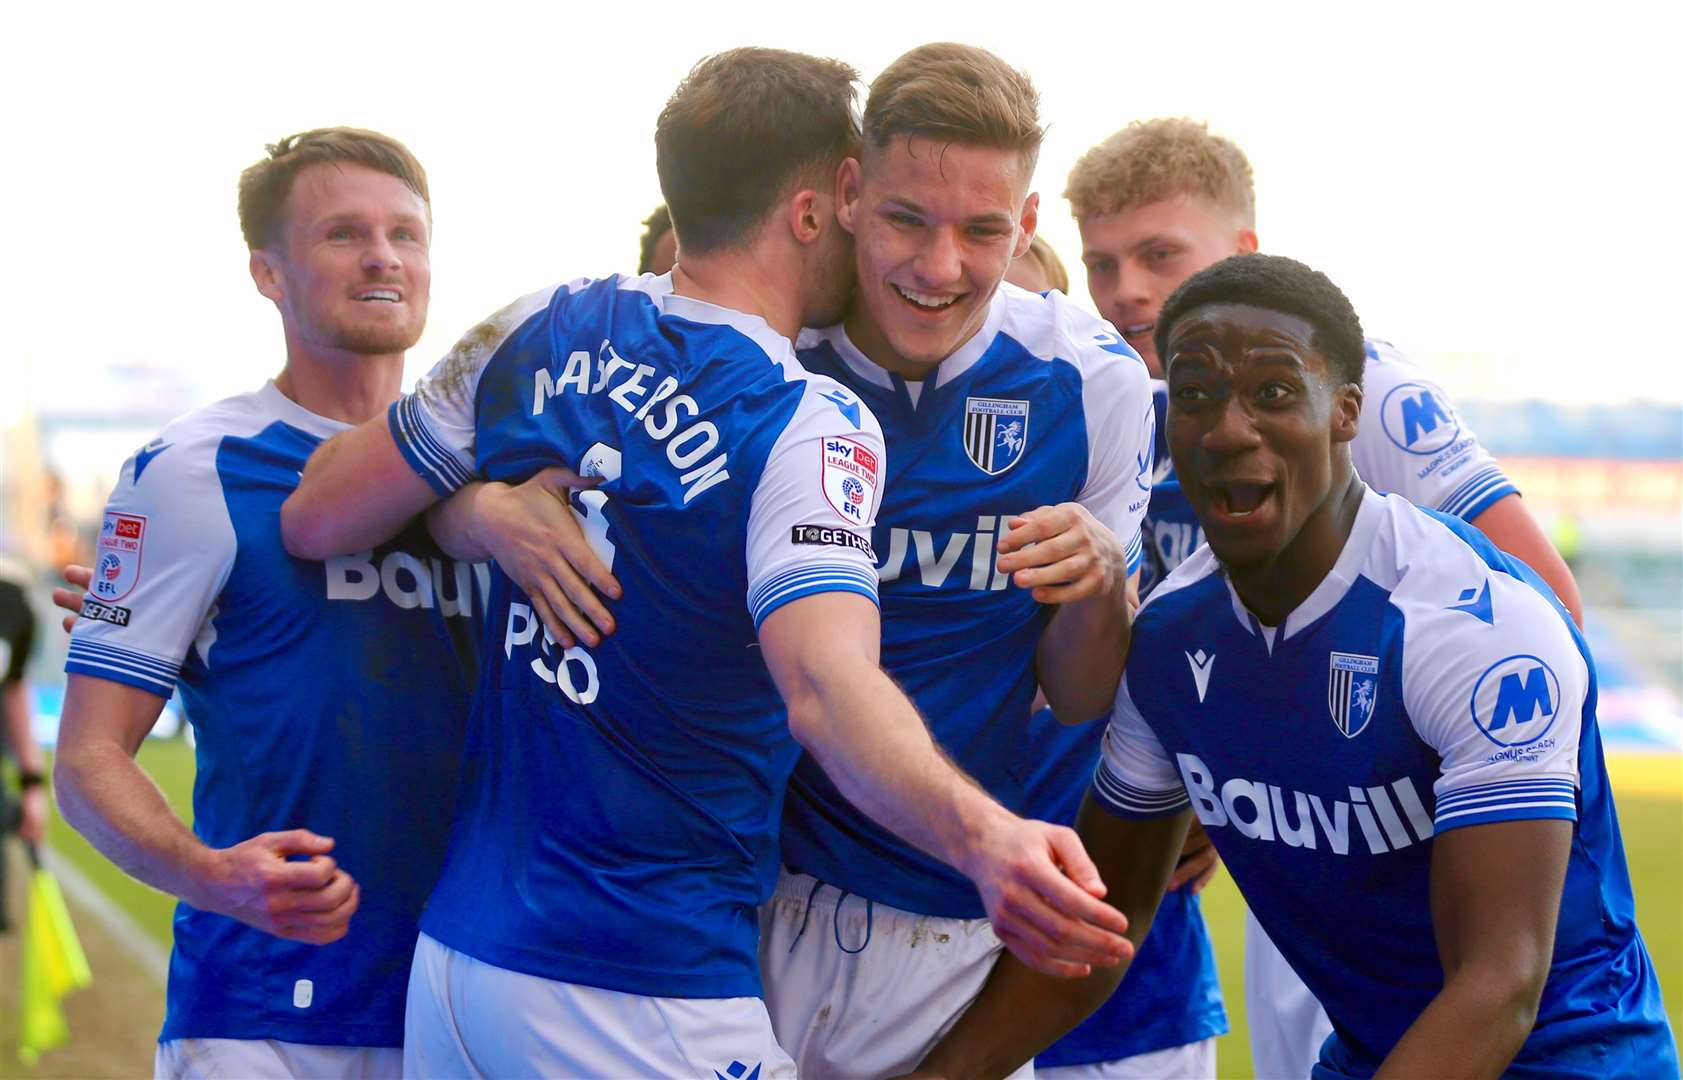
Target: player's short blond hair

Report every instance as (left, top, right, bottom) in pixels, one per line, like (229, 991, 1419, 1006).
(1019, 234, 1070, 294)
(1064, 118, 1254, 226)
(864, 43, 1042, 172)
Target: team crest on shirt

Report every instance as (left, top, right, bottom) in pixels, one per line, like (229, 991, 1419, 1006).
(1328, 651, 1380, 738)
(92, 511, 146, 603)
(821, 437, 880, 525)
(962, 397, 1029, 475)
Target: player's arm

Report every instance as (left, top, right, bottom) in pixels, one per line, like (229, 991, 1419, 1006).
(424, 471, 620, 649)
(912, 797, 1191, 1080)
(1469, 494, 1583, 627)
(1008, 338, 1155, 723)
(1374, 819, 1570, 1079)
(1356, 352, 1581, 626)
(285, 291, 552, 560)
(282, 419, 440, 560)
(759, 594, 1129, 979)
(1000, 504, 1132, 723)
(1383, 566, 1590, 1076)
(53, 675, 359, 944)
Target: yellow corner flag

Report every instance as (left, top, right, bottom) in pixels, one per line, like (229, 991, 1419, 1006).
(18, 843, 93, 1066)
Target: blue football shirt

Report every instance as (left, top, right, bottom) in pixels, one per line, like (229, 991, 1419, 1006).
(388, 274, 886, 999)
(67, 382, 481, 1046)
(780, 283, 1154, 919)
(1097, 488, 1677, 1078)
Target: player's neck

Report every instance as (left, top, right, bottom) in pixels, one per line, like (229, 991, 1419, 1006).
(274, 345, 405, 426)
(1228, 470, 1365, 627)
(671, 256, 802, 342)
(842, 302, 943, 383)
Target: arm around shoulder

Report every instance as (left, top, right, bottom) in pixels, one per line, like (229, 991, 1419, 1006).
(282, 418, 442, 560)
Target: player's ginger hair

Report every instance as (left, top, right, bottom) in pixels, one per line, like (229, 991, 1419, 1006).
(864, 42, 1043, 171)
(1064, 118, 1254, 226)
(237, 127, 430, 251)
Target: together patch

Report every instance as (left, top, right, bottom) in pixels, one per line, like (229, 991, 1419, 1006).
(790, 525, 875, 561)
(80, 597, 133, 627)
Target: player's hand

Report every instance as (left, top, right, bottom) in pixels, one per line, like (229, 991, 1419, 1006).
(964, 814, 1132, 979)
(53, 564, 93, 633)
(472, 468, 621, 648)
(996, 503, 1127, 605)
(18, 785, 48, 844)
(201, 830, 361, 945)
(1167, 819, 1220, 894)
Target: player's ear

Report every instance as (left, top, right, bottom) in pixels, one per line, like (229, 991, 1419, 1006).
(1012, 192, 1040, 260)
(787, 187, 823, 246)
(1235, 228, 1259, 255)
(1331, 381, 1362, 444)
(250, 249, 284, 304)
(835, 157, 862, 236)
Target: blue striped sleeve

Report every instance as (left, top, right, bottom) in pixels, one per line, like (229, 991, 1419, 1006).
(1433, 776, 1578, 832)
(388, 395, 476, 497)
(1438, 464, 1518, 521)
(1124, 529, 1143, 578)
(65, 639, 180, 698)
(749, 564, 880, 630)
(1091, 758, 1190, 820)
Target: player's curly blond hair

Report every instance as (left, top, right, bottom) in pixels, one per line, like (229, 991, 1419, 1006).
(1064, 118, 1254, 226)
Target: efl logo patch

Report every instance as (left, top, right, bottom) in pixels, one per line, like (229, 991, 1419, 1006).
(79, 597, 133, 627)
(1328, 651, 1380, 738)
(821, 437, 879, 525)
(790, 524, 875, 561)
(962, 397, 1029, 475)
(92, 511, 146, 603)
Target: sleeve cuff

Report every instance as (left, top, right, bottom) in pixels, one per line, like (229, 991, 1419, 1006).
(1433, 777, 1578, 832)
(1439, 465, 1517, 521)
(388, 396, 476, 498)
(65, 640, 178, 699)
(1091, 760, 1190, 820)
(749, 564, 880, 630)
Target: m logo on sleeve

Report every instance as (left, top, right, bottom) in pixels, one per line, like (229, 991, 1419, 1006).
(1470, 654, 1561, 747)
(1380, 381, 1460, 455)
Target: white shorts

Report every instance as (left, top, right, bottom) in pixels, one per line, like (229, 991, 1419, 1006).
(1244, 907, 1332, 1080)
(405, 931, 795, 1079)
(154, 1038, 400, 1079)
(1035, 1037, 1217, 1080)
(758, 869, 1032, 1080)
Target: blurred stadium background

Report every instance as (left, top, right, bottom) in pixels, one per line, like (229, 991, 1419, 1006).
(1, 361, 1678, 1076)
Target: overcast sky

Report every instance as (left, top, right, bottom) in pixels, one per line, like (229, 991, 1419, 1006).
(4, 0, 1678, 418)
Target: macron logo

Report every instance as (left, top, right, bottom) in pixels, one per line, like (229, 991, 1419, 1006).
(1187, 649, 1215, 702)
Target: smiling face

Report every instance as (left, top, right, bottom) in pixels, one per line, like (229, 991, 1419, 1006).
(1079, 194, 1254, 376)
(253, 162, 431, 358)
(1164, 302, 1360, 576)
(840, 135, 1037, 378)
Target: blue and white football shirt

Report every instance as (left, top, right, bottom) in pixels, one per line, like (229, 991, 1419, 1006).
(66, 382, 481, 1047)
(387, 273, 886, 999)
(1097, 488, 1677, 1078)
(1139, 341, 1519, 595)
(780, 282, 1153, 918)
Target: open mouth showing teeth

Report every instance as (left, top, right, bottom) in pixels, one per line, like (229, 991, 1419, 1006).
(1123, 322, 1154, 337)
(893, 284, 960, 310)
(356, 290, 401, 303)
(1208, 482, 1274, 518)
